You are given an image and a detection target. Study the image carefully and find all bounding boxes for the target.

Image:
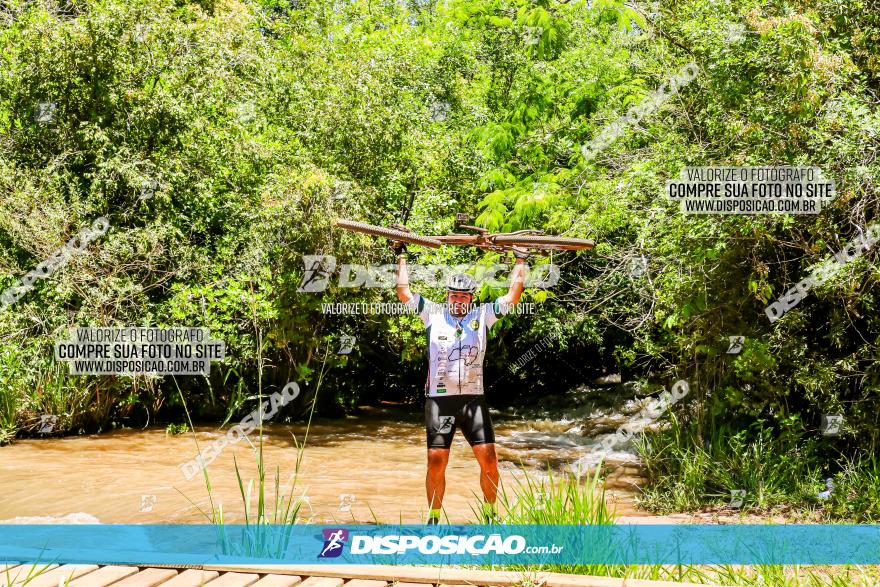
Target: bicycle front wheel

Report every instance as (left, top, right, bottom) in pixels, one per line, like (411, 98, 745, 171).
(492, 234, 595, 251)
(334, 219, 443, 248)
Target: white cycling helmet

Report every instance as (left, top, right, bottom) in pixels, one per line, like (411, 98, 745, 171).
(446, 273, 477, 294)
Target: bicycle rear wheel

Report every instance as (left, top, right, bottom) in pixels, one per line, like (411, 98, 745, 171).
(334, 219, 443, 248)
(492, 234, 595, 251)
(429, 234, 481, 246)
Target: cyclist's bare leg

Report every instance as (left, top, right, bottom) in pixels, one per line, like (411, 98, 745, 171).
(426, 448, 450, 512)
(471, 443, 500, 504)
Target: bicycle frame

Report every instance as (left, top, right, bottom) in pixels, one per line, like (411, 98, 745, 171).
(335, 219, 593, 253)
(427, 226, 569, 254)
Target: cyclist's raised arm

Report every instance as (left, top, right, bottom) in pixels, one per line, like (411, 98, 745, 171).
(395, 247, 435, 326)
(498, 251, 528, 308)
(394, 245, 413, 303)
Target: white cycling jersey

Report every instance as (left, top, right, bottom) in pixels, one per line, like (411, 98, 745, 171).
(406, 294, 510, 397)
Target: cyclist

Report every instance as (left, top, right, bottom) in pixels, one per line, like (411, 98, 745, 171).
(393, 242, 527, 524)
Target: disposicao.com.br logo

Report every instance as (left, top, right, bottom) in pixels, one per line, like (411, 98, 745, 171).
(298, 255, 559, 292)
(321, 531, 563, 557)
(319, 529, 349, 558)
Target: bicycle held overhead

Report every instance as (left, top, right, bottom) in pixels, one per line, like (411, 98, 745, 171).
(333, 219, 595, 255)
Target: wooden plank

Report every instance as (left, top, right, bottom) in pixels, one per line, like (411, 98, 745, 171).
(203, 574, 259, 587)
(343, 581, 387, 587)
(16, 565, 98, 587)
(390, 583, 433, 587)
(111, 569, 180, 587)
(0, 564, 59, 587)
(202, 566, 728, 587)
(68, 566, 139, 587)
(161, 571, 220, 587)
(250, 576, 302, 587)
(297, 579, 343, 587)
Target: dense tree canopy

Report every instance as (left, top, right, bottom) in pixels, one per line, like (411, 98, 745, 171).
(1, 0, 879, 514)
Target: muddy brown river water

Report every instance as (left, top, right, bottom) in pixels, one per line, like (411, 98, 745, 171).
(0, 405, 646, 524)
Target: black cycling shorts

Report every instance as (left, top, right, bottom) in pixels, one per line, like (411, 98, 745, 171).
(425, 395, 495, 449)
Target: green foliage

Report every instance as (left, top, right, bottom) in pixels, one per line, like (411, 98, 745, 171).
(1, 0, 880, 527)
(494, 466, 880, 584)
(487, 466, 625, 577)
(822, 453, 880, 522)
(637, 412, 823, 513)
(165, 422, 188, 436)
